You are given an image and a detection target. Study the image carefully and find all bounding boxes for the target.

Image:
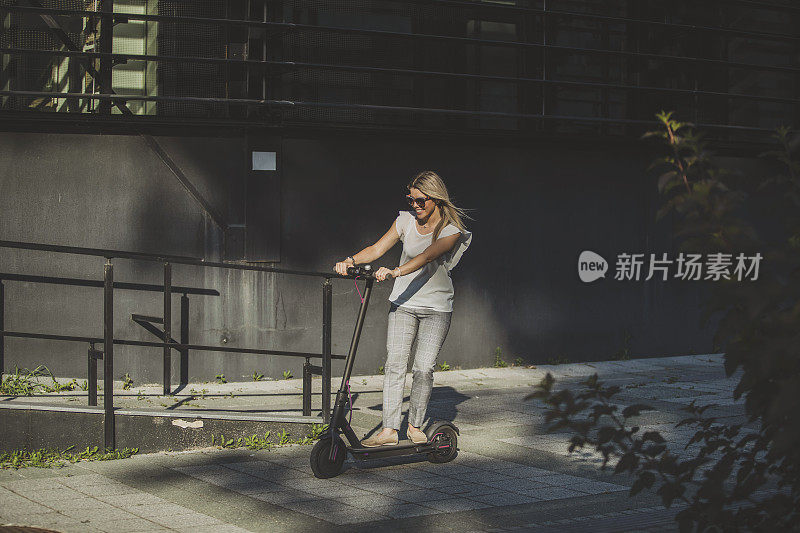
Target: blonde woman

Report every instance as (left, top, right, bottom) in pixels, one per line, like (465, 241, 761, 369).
(333, 171, 473, 447)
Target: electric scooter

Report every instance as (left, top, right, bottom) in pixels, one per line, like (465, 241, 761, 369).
(310, 264, 459, 479)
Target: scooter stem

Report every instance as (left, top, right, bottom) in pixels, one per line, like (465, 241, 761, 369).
(330, 273, 374, 434)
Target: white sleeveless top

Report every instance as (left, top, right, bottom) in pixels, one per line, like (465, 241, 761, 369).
(388, 210, 473, 312)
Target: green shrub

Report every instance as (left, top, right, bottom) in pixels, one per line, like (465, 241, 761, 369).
(528, 114, 800, 532)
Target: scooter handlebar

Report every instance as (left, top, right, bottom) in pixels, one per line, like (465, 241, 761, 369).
(346, 265, 394, 280)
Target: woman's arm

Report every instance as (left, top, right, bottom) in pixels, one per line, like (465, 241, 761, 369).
(393, 234, 460, 277)
(345, 222, 401, 265)
(335, 222, 402, 276)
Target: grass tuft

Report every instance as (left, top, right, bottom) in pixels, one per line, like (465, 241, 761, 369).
(0, 445, 138, 470)
(1, 366, 84, 395)
(210, 424, 328, 451)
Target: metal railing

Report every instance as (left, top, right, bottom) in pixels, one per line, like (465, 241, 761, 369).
(0, 240, 356, 448)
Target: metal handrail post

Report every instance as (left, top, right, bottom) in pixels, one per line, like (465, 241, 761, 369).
(302, 357, 311, 416)
(0, 279, 4, 376)
(163, 263, 171, 395)
(322, 279, 332, 424)
(88, 343, 99, 406)
(180, 293, 189, 386)
(103, 260, 115, 450)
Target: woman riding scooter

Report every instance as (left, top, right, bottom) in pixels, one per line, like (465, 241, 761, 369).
(333, 170, 472, 447)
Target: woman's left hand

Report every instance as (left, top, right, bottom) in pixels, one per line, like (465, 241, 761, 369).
(375, 267, 398, 282)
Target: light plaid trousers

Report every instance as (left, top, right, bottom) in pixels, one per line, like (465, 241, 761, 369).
(383, 303, 452, 430)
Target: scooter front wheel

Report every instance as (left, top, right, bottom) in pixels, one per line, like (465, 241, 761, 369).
(310, 437, 346, 478)
(428, 425, 458, 463)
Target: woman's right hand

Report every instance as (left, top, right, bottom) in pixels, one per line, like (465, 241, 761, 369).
(375, 267, 398, 282)
(334, 257, 354, 276)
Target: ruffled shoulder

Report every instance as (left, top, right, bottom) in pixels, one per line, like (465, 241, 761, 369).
(397, 210, 414, 223)
(439, 224, 472, 271)
(395, 210, 414, 240)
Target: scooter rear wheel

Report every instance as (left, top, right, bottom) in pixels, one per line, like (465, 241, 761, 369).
(427, 425, 458, 463)
(310, 437, 346, 478)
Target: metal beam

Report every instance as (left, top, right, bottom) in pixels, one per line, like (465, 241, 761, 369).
(4, 48, 798, 102)
(0, 272, 219, 296)
(0, 91, 783, 135)
(5, 3, 799, 43)
(0, 240, 342, 278)
(139, 135, 226, 229)
(97, 0, 113, 114)
(0, 330, 348, 360)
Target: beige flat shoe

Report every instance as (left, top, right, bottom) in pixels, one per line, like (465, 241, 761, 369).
(360, 431, 399, 447)
(407, 426, 428, 444)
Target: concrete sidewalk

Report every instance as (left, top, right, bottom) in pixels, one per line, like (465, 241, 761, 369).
(0, 353, 746, 532)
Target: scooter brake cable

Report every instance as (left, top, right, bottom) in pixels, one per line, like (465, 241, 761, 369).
(353, 275, 364, 303)
(346, 274, 363, 425)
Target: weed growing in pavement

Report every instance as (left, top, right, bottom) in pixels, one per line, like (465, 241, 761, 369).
(493, 347, 508, 368)
(1, 366, 84, 395)
(611, 330, 633, 361)
(211, 424, 329, 450)
(308, 424, 329, 440)
(1, 446, 138, 469)
(276, 429, 291, 445)
(42, 380, 83, 393)
(215, 374, 227, 384)
(438, 361, 451, 371)
(282, 370, 293, 380)
(252, 371, 265, 381)
(122, 373, 134, 390)
(378, 366, 384, 375)
(0, 366, 47, 395)
(189, 387, 209, 399)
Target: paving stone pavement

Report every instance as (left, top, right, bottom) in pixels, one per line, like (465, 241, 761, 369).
(1, 353, 751, 532)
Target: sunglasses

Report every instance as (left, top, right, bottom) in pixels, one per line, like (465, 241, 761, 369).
(406, 194, 433, 208)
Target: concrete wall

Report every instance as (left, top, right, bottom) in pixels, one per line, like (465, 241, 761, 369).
(0, 127, 721, 384)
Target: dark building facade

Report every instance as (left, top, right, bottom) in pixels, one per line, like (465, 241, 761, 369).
(1, 1, 798, 383)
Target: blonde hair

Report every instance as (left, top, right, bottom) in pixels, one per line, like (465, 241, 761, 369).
(407, 170, 473, 241)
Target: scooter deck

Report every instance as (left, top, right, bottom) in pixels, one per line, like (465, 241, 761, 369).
(349, 438, 432, 454)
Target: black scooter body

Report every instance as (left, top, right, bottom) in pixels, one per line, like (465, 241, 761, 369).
(310, 265, 460, 479)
